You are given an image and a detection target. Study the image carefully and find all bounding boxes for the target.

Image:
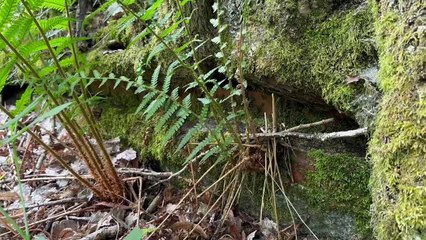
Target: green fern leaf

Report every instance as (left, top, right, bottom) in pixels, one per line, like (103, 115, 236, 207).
(184, 133, 214, 163)
(170, 87, 179, 100)
(0, 0, 19, 30)
(35, 16, 68, 32)
(27, 0, 45, 10)
(182, 94, 191, 109)
(141, 0, 164, 21)
(146, 43, 166, 65)
(0, 60, 14, 93)
(175, 122, 201, 153)
(151, 65, 161, 88)
(163, 60, 179, 93)
(83, 0, 114, 25)
(154, 103, 179, 132)
(200, 145, 221, 163)
(42, 0, 65, 12)
(11, 86, 33, 116)
(144, 96, 167, 120)
(129, 28, 150, 47)
(0, 16, 32, 50)
(135, 92, 156, 114)
(161, 110, 190, 147)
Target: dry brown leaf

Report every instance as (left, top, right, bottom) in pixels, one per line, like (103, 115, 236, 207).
(0, 191, 20, 201)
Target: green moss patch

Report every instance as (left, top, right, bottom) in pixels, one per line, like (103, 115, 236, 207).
(304, 150, 371, 237)
(247, 2, 376, 113)
(368, 0, 426, 238)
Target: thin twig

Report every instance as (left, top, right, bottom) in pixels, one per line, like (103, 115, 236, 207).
(283, 118, 334, 132)
(5, 197, 88, 211)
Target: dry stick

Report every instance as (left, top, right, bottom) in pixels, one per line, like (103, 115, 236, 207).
(182, 175, 238, 240)
(250, 127, 368, 141)
(265, 170, 319, 240)
(271, 94, 281, 240)
(260, 112, 269, 222)
(146, 158, 241, 239)
(197, 158, 247, 198)
(284, 118, 334, 132)
(5, 197, 88, 211)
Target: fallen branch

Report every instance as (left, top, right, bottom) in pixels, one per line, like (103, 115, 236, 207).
(283, 118, 334, 132)
(117, 168, 173, 178)
(247, 127, 368, 141)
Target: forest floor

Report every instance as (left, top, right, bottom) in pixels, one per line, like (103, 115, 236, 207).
(0, 103, 306, 240)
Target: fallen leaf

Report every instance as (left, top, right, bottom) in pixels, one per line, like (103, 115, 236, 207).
(346, 75, 363, 84)
(0, 192, 20, 201)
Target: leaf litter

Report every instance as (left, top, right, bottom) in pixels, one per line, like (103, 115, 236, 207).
(0, 106, 302, 240)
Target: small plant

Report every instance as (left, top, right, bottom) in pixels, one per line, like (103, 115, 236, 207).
(0, 0, 123, 202)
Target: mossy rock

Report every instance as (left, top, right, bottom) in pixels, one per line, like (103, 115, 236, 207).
(368, 0, 426, 238)
(221, 0, 378, 125)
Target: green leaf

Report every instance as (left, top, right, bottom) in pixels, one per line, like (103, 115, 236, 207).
(42, 0, 65, 12)
(0, 60, 14, 93)
(124, 227, 154, 240)
(151, 65, 161, 88)
(0, 0, 19, 31)
(11, 87, 33, 116)
(198, 98, 211, 105)
(141, 0, 164, 21)
(144, 96, 166, 120)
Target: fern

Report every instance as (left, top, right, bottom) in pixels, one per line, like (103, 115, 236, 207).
(0, 0, 19, 31)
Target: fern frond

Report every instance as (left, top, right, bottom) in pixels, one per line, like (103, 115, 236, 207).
(151, 65, 161, 88)
(146, 42, 166, 65)
(35, 16, 68, 32)
(182, 94, 191, 109)
(11, 86, 33, 115)
(0, 60, 14, 92)
(200, 145, 221, 163)
(0, 16, 32, 49)
(163, 60, 179, 93)
(144, 96, 167, 120)
(83, 0, 114, 25)
(161, 109, 190, 147)
(135, 92, 156, 114)
(0, 0, 19, 31)
(140, 0, 164, 21)
(184, 133, 214, 163)
(175, 104, 209, 153)
(42, 0, 65, 12)
(154, 103, 179, 132)
(27, 0, 45, 10)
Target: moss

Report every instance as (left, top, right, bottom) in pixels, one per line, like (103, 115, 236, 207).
(246, 1, 376, 113)
(368, 0, 426, 239)
(87, 45, 148, 79)
(304, 150, 372, 237)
